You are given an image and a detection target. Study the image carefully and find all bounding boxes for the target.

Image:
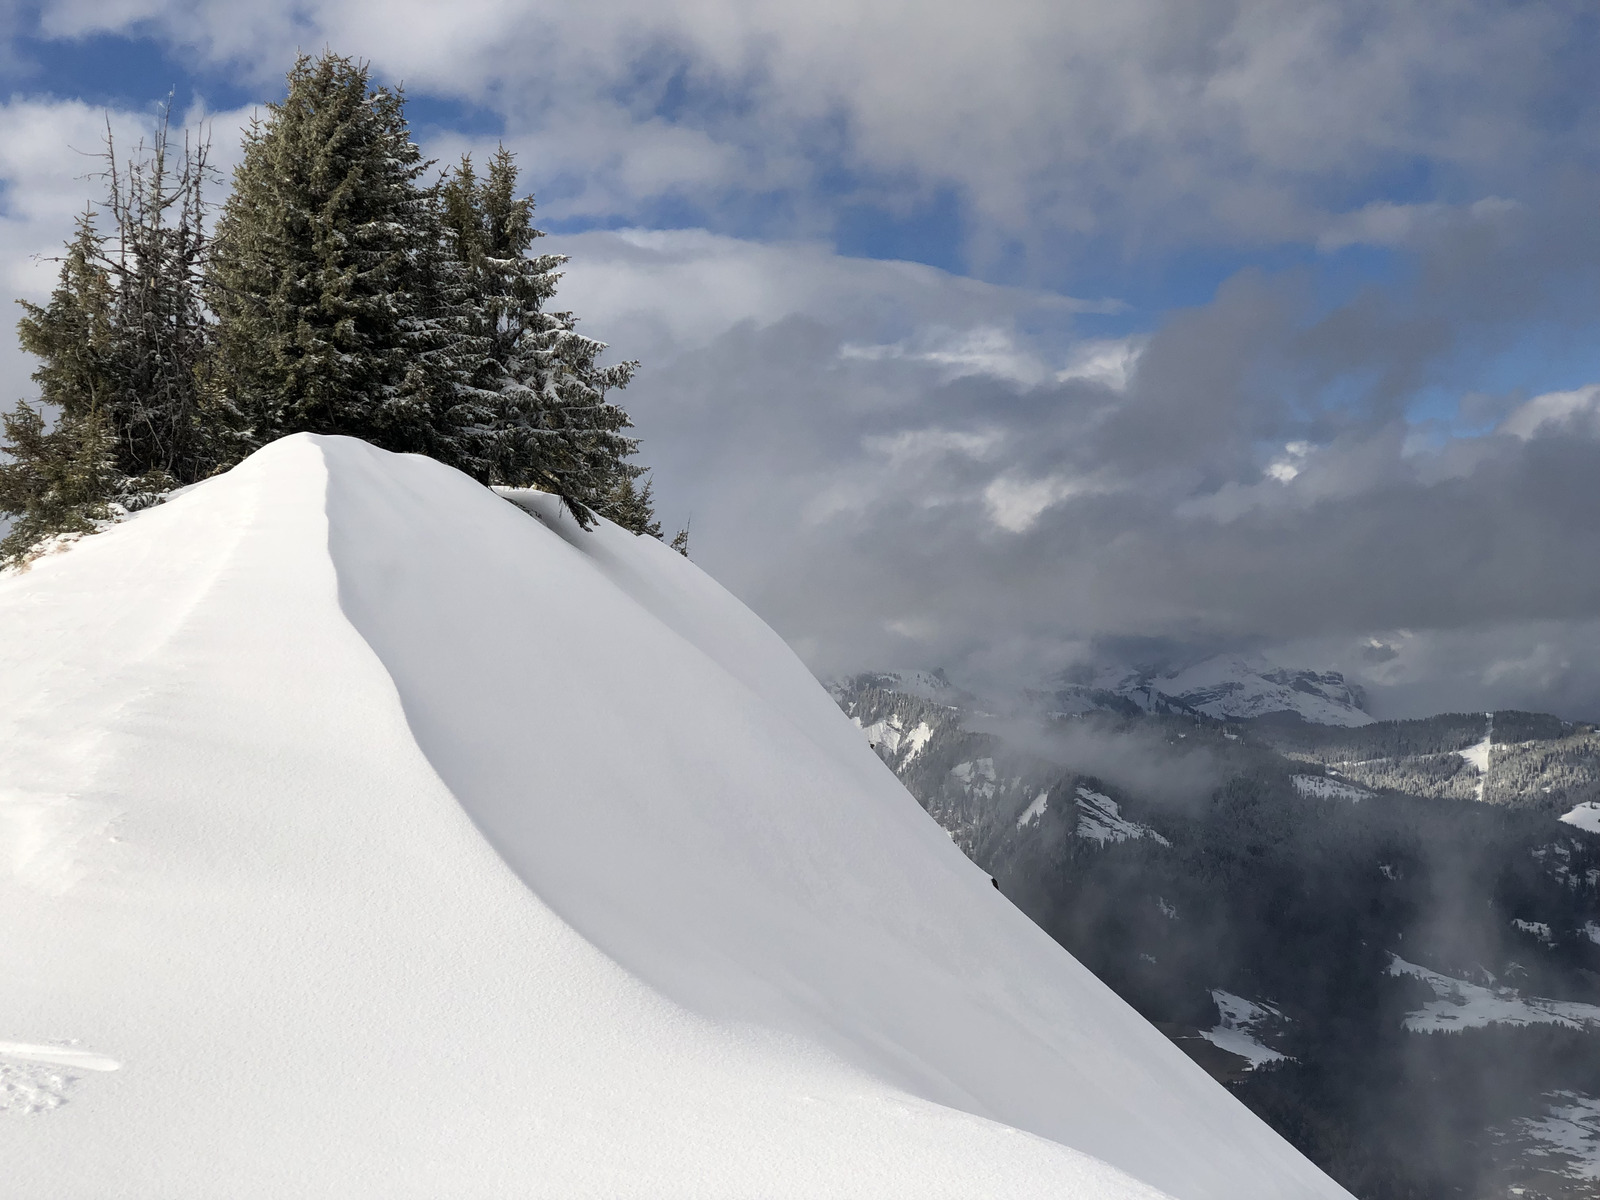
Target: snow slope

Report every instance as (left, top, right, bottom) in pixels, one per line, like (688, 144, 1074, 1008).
(1388, 957, 1600, 1033)
(1074, 787, 1171, 846)
(0, 435, 1351, 1199)
(1200, 992, 1288, 1069)
(1292, 774, 1374, 802)
(1562, 801, 1600, 834)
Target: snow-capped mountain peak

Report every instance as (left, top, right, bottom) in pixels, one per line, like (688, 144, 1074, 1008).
(1052, 653, 1372, 727)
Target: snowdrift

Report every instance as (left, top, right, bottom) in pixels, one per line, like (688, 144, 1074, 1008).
(0, 435, 1351, 1199)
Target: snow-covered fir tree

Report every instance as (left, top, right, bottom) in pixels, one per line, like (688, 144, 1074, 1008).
(0, 215, 121, 563)
(207, 53, 494, 473)
(439, 148, 641, 527)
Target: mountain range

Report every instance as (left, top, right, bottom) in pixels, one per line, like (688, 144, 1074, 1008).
(1045, 654, 1374, 727)
(829, 669, 1600, 1199)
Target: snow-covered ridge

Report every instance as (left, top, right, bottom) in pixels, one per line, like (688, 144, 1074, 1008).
(832, 667, 961, 703)
(0, 436, 1351, 1199)
(1053, 655, 1372, 727)
(1075, 788, 1171, 846)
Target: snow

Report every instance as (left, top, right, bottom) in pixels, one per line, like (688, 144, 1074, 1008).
(853, 714, 934, 763)
(1457, 714, 1493, 801)
(1585, 922, 1600, 946)
(1292, 775, 1372, 802)
(1561, 801, 1600, 834)
(1142, 656, 1371, 726)
(1387, 956, 1600, 1032)
(1517, 1092, 1600, 1182)
(1051, 656, 1370, 726)
(0, 435, 1351, 1200)
(902, 720, 934, 761)
(1198, 992, 1287, 1069)
(1511, 919, 1554, 944)
(1075, 788, 1171, 846)
(951, 757, 1000, 799)
(1017, 791, 1051, 829)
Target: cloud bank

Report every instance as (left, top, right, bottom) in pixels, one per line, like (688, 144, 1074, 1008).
(550, 222, 1600, 718)
(23, 0, 1600, 266)
(4, 3, 1600, 718)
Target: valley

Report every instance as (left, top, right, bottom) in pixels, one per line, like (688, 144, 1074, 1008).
(832, 670, 1600, 1199)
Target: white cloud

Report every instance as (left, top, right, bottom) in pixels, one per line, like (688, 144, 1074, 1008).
(543, 227, 1101, 369)
(1500, 384, 1600, 440)
(864, 428, 1004, 469)
(839, 326, 1146, 391)
(841, 327, 1054, 387)
(1316, 196, 1522, 252)
(1265, 440, 1310, 482)
(1056, 337, 1145, 391)
(982, 472, 1098, 534)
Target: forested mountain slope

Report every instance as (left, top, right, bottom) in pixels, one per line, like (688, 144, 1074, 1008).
(832, 673, 1600, 1200)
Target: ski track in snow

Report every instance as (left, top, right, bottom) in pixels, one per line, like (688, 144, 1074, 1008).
(0, 435, 1354, 1200)
(0, 1042, 120, 1072)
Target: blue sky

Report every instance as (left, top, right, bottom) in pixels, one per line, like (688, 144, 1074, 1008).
(5, 1, 1600, 713)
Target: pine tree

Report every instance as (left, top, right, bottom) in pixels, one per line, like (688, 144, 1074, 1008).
(439, 148, 639, 525)
(208, 52, 490, 470)
(0, 212, 121, 564)
(14, 212, 116, 430)
(603, 469, 661, 538)
(99, 109, 221, 485)
(0, 402, 117, 565)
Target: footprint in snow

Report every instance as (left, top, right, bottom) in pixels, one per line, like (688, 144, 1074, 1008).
(0, 1041, 120, 1115)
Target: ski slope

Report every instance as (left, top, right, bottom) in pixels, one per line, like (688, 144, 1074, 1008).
(0, 435, 1351, 1199)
